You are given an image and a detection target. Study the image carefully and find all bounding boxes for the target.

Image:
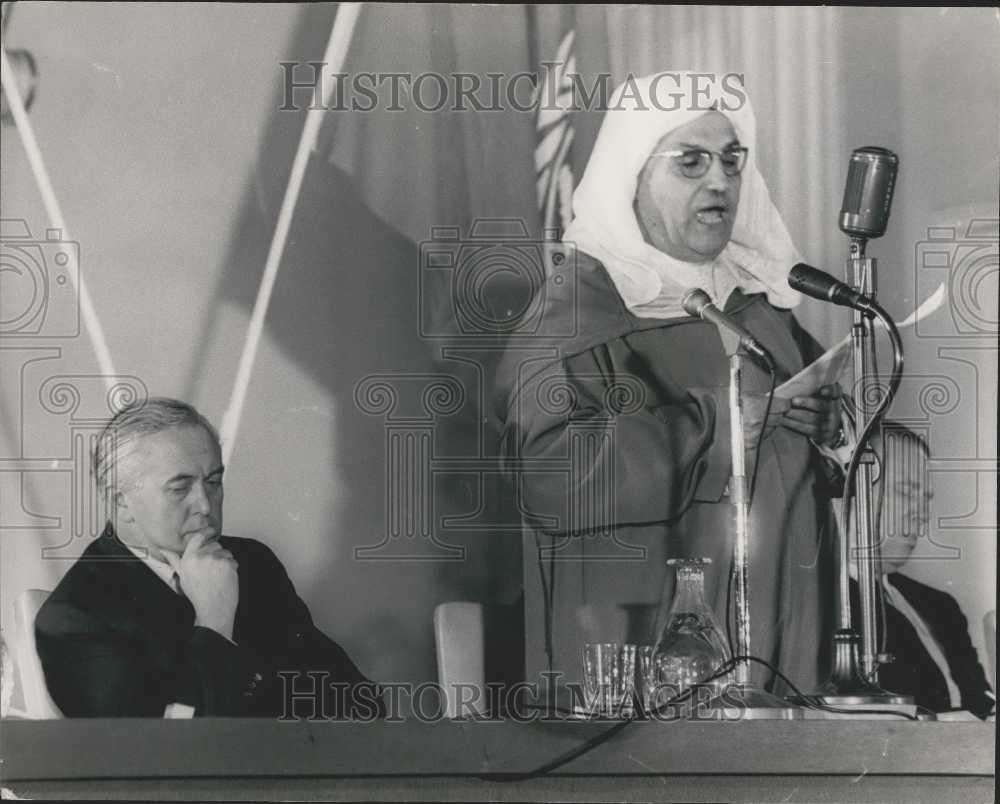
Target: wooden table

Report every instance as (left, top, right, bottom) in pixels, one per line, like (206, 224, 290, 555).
(1, 717, 994, 801)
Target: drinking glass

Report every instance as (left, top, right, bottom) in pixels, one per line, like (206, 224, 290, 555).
(581, 642, 637, 717)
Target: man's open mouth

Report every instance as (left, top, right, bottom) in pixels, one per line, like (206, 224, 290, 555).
(695, 205, 728, 224)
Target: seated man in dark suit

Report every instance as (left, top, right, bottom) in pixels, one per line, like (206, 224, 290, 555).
(849, 429, 994, 719)
(36, 397, 382, 718)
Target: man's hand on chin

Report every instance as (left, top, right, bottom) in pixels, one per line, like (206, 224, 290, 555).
(164, 532, 239, 642)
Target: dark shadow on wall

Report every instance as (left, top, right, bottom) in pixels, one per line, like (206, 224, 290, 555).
(190, 3, 525, 690)
(184, 4, 342, 397)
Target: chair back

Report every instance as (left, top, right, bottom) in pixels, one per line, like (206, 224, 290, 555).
(13, 589, 63, 718)
(433, 601, 486, 719)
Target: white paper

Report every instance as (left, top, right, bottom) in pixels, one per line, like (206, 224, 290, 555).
(774, 335, 852, 399)
(775, 283, 947, 399)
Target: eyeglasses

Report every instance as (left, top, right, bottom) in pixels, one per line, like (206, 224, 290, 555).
(649, 146, 749, 178)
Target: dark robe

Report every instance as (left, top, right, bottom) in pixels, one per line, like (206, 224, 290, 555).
(35, 525, 382, 719)
(494, 251, 838, 693)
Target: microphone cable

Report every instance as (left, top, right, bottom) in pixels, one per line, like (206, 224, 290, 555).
(837, 398, 893, 684)
(838, 303, 903, 683)
(533, 529, 557, 677)
(475, 651, 926, 783)
(841, 301, 903, 538)
(748, 357, 778, 509)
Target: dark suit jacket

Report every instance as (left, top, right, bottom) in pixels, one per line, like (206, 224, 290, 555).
(850, 574, 993, 718)
(36, 526, 382, 719)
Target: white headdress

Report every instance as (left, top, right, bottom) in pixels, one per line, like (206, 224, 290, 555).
(563, 72, 803, 318)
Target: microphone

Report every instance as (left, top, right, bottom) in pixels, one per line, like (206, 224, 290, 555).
(789, 263, 876, 313)
(839, 147, 898, 240)
(681, 288, 770, 362)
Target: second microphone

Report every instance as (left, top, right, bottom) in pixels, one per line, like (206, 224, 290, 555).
(681, 288, 773, 365)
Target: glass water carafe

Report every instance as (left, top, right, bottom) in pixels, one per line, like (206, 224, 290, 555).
(651, 558, 732, 707)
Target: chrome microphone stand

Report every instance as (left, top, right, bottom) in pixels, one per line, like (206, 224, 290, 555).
(809, 237, 912, 709)
(719, 346, 801, 719)
(788, 146, 914, 712)
(848, 237, 884, 681)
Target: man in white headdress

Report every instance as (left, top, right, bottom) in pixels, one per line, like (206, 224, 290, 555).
(496, 72, 842, 694)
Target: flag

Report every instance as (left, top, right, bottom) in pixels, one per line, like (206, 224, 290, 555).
(208, 3, 540, 695)
(528, 5, 610, 240)
(532, 19, 577, 235)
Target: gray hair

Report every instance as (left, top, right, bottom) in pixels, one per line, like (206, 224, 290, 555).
(93, 397, 220, 497)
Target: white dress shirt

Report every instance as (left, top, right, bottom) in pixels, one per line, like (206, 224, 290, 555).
(124, 543, 180, 593)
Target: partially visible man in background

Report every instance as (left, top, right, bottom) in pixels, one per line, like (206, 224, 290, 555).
(849, 428, 994, 718)
(36, 397, 382, 718)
